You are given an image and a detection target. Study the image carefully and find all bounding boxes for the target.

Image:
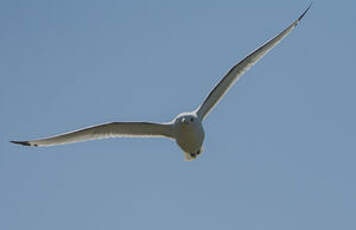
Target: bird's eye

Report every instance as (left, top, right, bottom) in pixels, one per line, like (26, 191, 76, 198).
(190, 118, 194, 122)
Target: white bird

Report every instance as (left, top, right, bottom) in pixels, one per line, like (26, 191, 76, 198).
(11, 5, 311, 161)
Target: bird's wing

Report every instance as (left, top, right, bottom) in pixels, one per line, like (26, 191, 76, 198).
(11, 122, 174, 147)
(196, 5, 311, 120)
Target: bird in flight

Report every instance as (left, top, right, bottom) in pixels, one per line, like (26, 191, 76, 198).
(11, 5, 311, 161)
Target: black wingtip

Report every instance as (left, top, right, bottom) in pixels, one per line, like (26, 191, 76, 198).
(10, 140, 32, 146)
(298, 3, 312, 22)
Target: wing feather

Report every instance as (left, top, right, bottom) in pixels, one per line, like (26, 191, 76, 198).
(196, 5, 311, 120)
(11, 122, 174, 147)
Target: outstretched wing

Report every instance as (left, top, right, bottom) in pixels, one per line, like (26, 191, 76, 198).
(196, 5, 311, 120)
(11, 122, 174, 147)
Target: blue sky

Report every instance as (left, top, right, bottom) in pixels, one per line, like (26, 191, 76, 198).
(1, 0, 356, 229)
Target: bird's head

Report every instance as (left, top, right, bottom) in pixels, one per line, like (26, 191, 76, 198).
(174, 112, 199, 127)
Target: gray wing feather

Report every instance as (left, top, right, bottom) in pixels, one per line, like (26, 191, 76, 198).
(196, 5, 311, 120)
(11, 122, 174, 147)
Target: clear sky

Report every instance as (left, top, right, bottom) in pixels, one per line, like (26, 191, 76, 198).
(1, 0, 355, 229)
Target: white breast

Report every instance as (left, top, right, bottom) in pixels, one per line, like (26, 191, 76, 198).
(174, 120, 205, 154)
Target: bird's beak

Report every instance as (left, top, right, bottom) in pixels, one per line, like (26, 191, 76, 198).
(181, 118, 188, 125)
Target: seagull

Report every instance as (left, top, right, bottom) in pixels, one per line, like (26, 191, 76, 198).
(11, 5, 311, 161)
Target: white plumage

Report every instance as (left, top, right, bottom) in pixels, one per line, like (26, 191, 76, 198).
(11, 5, 311, 161)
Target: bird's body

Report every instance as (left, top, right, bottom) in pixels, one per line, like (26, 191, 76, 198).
(173, 113, 205, 160)
(11, 5, 311, 161)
